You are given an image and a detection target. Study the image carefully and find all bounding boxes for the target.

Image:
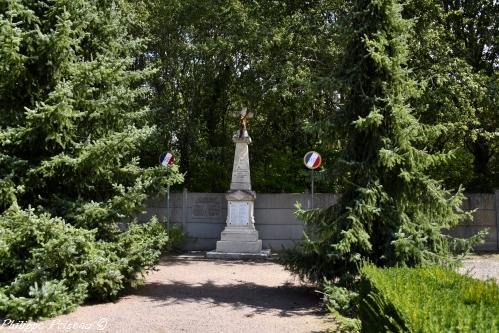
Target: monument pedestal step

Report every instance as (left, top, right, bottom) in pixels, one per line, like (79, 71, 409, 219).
(220, 228, 259, 242)
(215, 239, 262, 253)
(206, 249, 272, 260)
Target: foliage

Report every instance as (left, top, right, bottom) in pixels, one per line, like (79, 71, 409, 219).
(0, 208, 91, 319)
(127, 0, 341, 193)
(114, 219, 169, 288)
(321, 280, 361, 332)
(281, 0, 485, 285)
(0, 0, 183, 231)
(323, 280, 358, 316)
(121, 0, 498, 194)
(0, 207, 168, 320)
(163, 224, 186, 253)
(359, 263, 499, 333)
(405, 0, 499, 192)
(0, 0, 182, 320)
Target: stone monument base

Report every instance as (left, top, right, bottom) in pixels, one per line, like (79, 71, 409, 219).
(206, 227, 272, 259)
(206, 249, 271, 260)
(206, 227, 271, 259)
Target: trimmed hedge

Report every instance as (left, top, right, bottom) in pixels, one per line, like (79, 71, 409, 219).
(359, 263, 498, 333)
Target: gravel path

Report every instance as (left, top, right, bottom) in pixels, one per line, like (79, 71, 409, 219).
(2, 254, 496, 333)
(1, 256, 330, 333)
(461, 254, 499, 281)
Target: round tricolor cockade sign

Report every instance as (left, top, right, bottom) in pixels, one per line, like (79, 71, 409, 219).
(304, 151, 321, 170)
(160, 152, 175, 167)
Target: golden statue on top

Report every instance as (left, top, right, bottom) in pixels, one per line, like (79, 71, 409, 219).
(236, 106, 252, 138)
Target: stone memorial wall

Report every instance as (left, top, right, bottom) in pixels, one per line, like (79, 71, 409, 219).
(141, 191, 499, 252)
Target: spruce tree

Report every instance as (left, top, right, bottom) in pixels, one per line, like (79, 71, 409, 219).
(283, 0, 483, 284)
(0, 0, 181, 231)
(0, 0, 182, 319)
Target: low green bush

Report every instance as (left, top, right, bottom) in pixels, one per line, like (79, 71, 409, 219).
(322, 281, 361, 332)
(164, 224, 186, 253)
(0, 207, 168, 320)
(323, 281, 359, 317)
(359, 263, 499, 333)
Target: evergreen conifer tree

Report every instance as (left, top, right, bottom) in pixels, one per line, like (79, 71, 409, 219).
(0, 0, 182, 319)
(283, 0, 483, 284)
(0, 0, 181, 232)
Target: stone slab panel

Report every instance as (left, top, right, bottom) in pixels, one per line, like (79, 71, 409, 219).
(221, 229, 259, 242)
(461, 196, 471, 211)
(187, 208, 227, 224)
(475, 243, 497, 251)
(206, 249, 271, 260)
(183, 223, 226, 239)
(183, 238, 218, 251)
(254, 209, 301, 225)
(190, 195, 224, 218)
(482, 227, 498, 242)
(168, 207, 185, 224)
(262, 239, 302, 250)
(457, 226, 497, 241)
(255, 194, 304, 209)
(136, 207, 183, 223)
(312, 193, 341, 208)
(146, 193, 184, 208)
(470, 210, 496, 226)
(185, 193, 226, 208)
(447, 226, 467, 238)
(227, 201, 251, 226)
(467, 193, 496, 210)
(257, 224, 305, 241)
(142, 192, 498, 251)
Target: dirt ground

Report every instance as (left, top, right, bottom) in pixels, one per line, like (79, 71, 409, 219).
(0, 256, 332, 333)
(461, 253, 499, 281)
(1, 254, 497, 333)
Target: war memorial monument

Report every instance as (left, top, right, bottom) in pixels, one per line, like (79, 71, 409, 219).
(207, 107, 271, 259)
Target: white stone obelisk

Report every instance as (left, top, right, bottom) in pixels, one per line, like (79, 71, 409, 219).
(207, 107, 270, 259)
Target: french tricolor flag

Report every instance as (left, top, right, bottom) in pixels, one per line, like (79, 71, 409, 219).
(161, 152, 174, 167)
(304, 151, 321, 169)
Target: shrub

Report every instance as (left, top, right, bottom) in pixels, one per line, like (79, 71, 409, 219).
(359, 263, 499, 333)
(323, 281, 359, 316)
(0, 0, 183, 321)
(164, 224, 186, 253)
(322, 281, 361, 332)
(0, 207, 168, 320)
(113, 218, 168, 289)
(0, 280, 87, 320)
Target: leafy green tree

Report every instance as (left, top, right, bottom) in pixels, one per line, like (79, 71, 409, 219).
(405, 0, 499, 192)
(126, 0, 496, 193)
(0, 0, 182, 319)
(282, 0, 482, 284)
(130, 0, 340, 192)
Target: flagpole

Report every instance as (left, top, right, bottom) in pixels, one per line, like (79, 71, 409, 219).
(311, 170, 314, 208)
(166, 184, 170, 231)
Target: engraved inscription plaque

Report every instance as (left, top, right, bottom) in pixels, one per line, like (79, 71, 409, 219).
(233, 169, 249, 183)
(232, 151, 250, 183)
(192, 196, 222, 218)
(229, 201, 249, 225)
